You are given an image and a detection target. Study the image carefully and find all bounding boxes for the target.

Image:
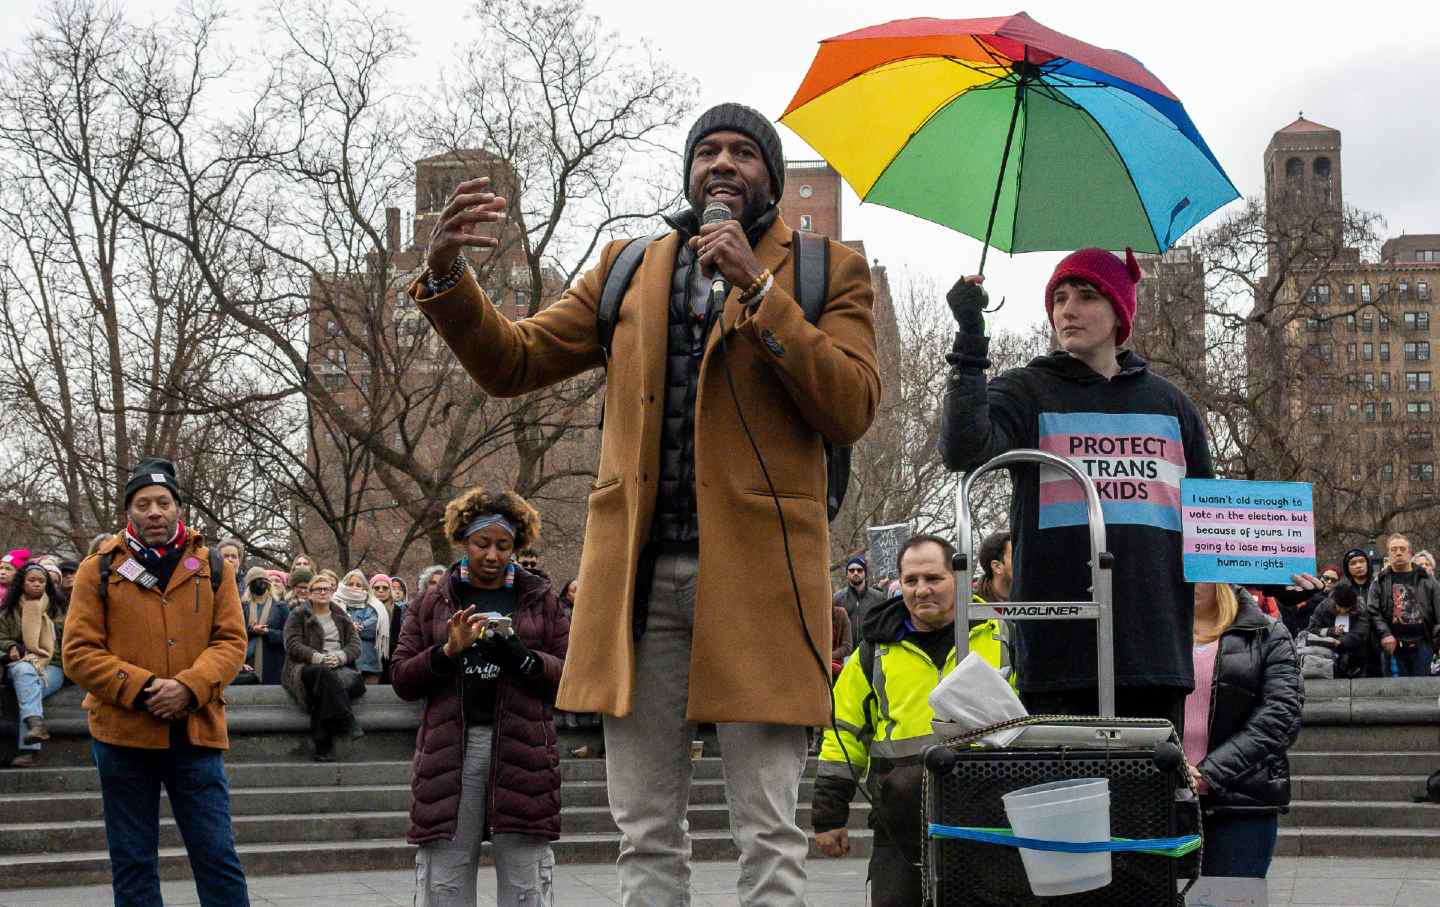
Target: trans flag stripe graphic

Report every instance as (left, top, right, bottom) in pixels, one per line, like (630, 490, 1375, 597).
(1037, 412, 1187, 531)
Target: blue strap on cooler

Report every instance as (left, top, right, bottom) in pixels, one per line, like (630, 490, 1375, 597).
(928, 824, 1202, 858)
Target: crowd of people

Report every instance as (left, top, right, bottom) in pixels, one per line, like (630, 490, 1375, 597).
(1281, 534, 1440, 679)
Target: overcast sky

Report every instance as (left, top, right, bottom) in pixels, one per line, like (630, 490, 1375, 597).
(10, 0, 1440, 335)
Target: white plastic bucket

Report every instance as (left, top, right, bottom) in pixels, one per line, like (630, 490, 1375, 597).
(1001, 777, 1112, 896)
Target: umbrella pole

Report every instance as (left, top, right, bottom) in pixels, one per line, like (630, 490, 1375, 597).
(977, 71, 1027, 278)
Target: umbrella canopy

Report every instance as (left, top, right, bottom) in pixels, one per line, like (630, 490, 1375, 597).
(780, 13, 1239, 264)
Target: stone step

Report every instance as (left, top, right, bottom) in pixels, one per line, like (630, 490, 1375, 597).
(0, 792, 863, 857)
(1293, 723, 1440, 753)
(1289, 751, 1440, 776)
(2, 784, 416, 823)
(0, 830, 876, 890)
(0, 754, 805, 795)
(1290, 773, 1435, 802)
(559, 802, 871, 835)
(561, 778, 816, 809)
(1282, 800, 1440, 829)
(1276, 825, 1440, 858)
(0, 760, 417, 795)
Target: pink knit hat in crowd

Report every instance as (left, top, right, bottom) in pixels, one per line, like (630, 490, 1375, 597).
(2, 548, 30, 569)
(1044, 247, 1143, 345)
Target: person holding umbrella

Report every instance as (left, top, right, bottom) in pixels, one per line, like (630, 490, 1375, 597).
(939, 253, 1214, 728)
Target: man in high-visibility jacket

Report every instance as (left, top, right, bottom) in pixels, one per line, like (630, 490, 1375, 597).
(811, 533, 1010, 907)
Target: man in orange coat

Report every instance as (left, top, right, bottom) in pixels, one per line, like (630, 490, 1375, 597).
(411, 103, 880, 904)
(63, 457, 249, 907)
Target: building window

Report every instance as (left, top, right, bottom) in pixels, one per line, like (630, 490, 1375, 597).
(1380, 282, 1390, 302)
(1305, 343, 1333, 361)
(1353, 461, 1364, 480)
(1405, 312, 1431, 331)
(1345, 342, 1357, 362)
(1381, 463, 1395, 481)
(1410, 463, 1435, 482)
(1345, 313, 1357, 332)
(1310, 404, 1334, 423)
(799, 214, 813, 231)
(1407, 372, 1433, 391)
(321, 348, 347, 372)
(1409, 401, 1434, 421)
(1417, 251, 1440, 263)
(1362, 342, 1373, 361)
(1364, 401, 1377, 422)
(1380, 342, 1391, 361)
(1380, 313, 1391, 333)
(1361, 283, 1372, 303)
(1410, 430, 1434, 446)
(1363, 314, 1374, 332)
(1384, 401, 1394, 420)
(322, 372, 345, 391)
(1405, 341, 1431, 361)
(1304, 315, 1326, 331)
(1380, 371, 1392, 390)
(1348, 402, 1360, 420)
(1420, 282, 1431, 302)
(324, 319, 342, 338)
(1399, 281, 1410, 301)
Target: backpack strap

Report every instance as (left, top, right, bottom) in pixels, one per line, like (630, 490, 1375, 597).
(597, 236, 658, 360)
(792, 232, 830, 325)
(209, 548, 224, 593)
(98, 551, 114, 608)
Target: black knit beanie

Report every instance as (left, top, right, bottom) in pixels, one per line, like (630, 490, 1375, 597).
(683, 103, 785, 201)
(124, 456, 182, 508)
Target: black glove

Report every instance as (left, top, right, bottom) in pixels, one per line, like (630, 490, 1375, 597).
(946, 277, 989, 335)
(478, 631, 541, 676)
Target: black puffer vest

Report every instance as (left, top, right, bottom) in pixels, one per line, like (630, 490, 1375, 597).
(647, 206, 778, 545)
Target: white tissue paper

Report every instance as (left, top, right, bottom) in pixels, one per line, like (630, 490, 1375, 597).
(929, 651, 1029, 747)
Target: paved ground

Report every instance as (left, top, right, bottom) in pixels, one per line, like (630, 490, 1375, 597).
(3, 856, 1440, 905)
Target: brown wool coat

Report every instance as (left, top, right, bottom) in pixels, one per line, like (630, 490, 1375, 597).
(280, 604, 362, 710)
(62, 533, 247, 750)
(412, 217, 880, 726)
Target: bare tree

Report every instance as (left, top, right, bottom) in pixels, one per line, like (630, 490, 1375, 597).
(830, 268, 1050, 577)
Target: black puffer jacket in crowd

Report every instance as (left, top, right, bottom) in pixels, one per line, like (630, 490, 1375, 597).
(1198, 590, 1304, 814)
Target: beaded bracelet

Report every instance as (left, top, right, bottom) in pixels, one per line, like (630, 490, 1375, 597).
(424, 255, 469, 297)
(740, 268, 773, 305)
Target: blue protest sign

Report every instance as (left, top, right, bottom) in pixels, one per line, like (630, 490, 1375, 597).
(1181, 480, 1315, 585)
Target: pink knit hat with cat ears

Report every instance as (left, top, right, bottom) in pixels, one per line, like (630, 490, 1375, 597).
(1044, 247, 1143, 346)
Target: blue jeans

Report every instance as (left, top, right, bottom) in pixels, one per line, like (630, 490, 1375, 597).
(92, 739, 250, 907)
(5, 661, 64, 751)
(1384, 640, 1435, 677)
(1201, 811, 1278, 878)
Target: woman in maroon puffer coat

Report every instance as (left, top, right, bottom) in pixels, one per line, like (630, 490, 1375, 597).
(392, 485, 569, 906)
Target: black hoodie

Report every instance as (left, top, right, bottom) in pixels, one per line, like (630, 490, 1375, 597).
(940, 345, 1213, 693)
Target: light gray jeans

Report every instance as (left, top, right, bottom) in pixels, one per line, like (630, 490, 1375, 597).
(415, 724, 555, 906)
(604, 548, 810, 906)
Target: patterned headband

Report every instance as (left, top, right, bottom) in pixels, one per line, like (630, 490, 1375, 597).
(465, 513, 516, 539)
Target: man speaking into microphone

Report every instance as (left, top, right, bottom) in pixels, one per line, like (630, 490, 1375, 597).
(409, 103, 878, 904)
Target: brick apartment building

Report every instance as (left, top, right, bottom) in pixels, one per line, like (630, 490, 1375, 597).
(302, 154, 898, 584)
(1254, 117, 1440, 527)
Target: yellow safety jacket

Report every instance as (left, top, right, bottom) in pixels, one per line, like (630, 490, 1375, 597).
(817, 600, 1011, 792)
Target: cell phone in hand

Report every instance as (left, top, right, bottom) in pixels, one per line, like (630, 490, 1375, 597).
(486, 616, 513, 637)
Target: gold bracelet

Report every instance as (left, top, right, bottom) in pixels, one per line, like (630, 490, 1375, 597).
(740, 268, 772, 303)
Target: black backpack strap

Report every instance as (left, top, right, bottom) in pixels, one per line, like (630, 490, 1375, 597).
(99, 551, 114, 608)
(597, 236, 657, 360)
(209, 548, 224, 593)
(792, 231, 830, 325)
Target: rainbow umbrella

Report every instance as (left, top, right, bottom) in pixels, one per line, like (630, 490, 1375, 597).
(780, 12, 1239, 272)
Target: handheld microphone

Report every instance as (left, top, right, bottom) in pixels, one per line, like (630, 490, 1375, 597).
(701, 201, 732, 302)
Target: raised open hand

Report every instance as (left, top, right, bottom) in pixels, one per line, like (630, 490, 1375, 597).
(425, 177, 509, 277)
